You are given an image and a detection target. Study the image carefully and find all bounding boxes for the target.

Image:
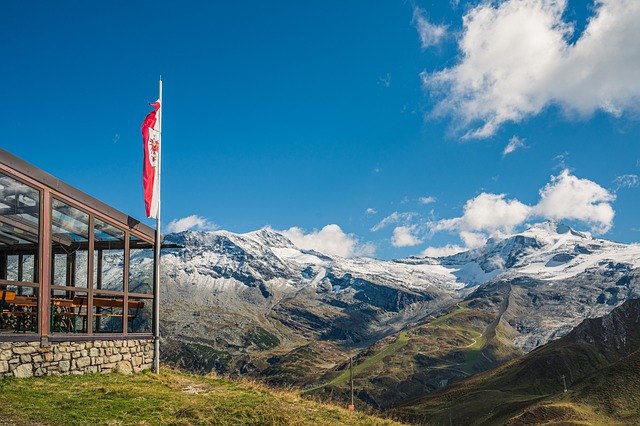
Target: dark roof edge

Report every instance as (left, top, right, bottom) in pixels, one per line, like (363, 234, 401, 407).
(0, 148, 155, 241)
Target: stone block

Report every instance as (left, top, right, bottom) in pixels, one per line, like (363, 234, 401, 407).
(59, 360, 70, 373)
(20, 355, 32, 363)
(12, 346, 36, 355)
(89, 348, 100, 357)
(116, 360, 133, 375)
(13, 364, 33, 378)
(0, 361, 8, 373)
(76, 357, 91, 369)
(109, 354, 122, 363)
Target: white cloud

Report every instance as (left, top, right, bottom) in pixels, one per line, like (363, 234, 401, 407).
(420, 244, 465, 257)
(391, 226, 423, 247)
(613, 174, 639, 189)
(451, 192, 531, 234)
(423, 0, 640, 138)
(365, 207, 378, 215)
(503, 135, 526, 157)
(533, 169, 616, 233)
(459, 231, 488, 249)
(428, 170, 616, 249)
(371, 211, 418, 232)
(166, 215, 219, 233)
(412, 6, 447, 49)
(419, 196, 437, 205)
(281, 224, 375, 258)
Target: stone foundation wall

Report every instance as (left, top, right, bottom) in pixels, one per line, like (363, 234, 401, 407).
(0, 339, 154, 378)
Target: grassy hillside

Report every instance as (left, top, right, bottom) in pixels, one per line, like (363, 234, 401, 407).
(305, 300, 519, 409)
(0, 368, 405, 426)
(390, 299, 640, 425)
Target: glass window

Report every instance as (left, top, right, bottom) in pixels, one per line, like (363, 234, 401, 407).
(51, 199, 89, 288)
(50, 289, 88, 334)
(0, 284, 38, 334)
(129, 235, 153, 294)
(92, 293, 123, 333)
(94, 219, 124, 292)
(128, 296, 152, 333)
(0, 172, 39, 284)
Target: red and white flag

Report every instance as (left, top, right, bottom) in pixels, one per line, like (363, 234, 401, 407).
(141, 100, 161, 218)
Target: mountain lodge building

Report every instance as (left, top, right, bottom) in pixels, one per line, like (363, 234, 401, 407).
(0, 148, 156, 377)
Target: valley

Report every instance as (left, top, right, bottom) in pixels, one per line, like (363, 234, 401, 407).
(154, 221, 640, 421)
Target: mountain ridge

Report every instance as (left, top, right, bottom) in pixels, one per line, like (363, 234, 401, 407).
(157, 220, 639, 410)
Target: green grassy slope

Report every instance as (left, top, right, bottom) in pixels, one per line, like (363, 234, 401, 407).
(391, 298, 640, 425)
(0, 368, 405, 426)
(305, 300, 518, 409)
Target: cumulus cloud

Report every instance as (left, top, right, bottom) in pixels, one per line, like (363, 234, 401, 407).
(427, 169, 616, 249)
(365, 207, 378, 215)
(282, 224, 376, 258)
(503, 135, 527, 157)
(391, 226, 423, 247)
(412, 6, 447, 49)
(423, 0, 640, 138)
(420, 244, 465, 257)
(419, 196, 437, 205)
(432, 193, 531, 235)
(613, 174, 639, 189)
(533, 170, 616, 233)
(166, 215, 219, 233)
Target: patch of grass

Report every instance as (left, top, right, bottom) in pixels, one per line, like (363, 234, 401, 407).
(0, 369, 404, 426)
(246, 327, 280, 350)
(305, 303, 499, 409)
(325, 332, 410, 388)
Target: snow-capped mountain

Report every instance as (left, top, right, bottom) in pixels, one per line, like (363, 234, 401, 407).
(158, 221, 640, 372)
(438, 221, 640, 285)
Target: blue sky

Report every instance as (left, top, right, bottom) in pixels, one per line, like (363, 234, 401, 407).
(1, 0, 639, 259)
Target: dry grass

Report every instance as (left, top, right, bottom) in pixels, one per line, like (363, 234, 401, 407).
(0, 368, 406, 426)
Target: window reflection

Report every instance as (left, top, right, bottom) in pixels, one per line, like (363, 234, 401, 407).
(51, 199, 89, 288)
(0, 285, 38, 334)
(128, 296, 152, 333)
(0, 172, 39, 284)
(93, 293, 123, 333)
(129, 234, 153, 294)
(50, 289, 88, 334)
(93, 219, 125, 291)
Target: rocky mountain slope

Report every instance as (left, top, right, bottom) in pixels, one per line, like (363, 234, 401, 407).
(157, 221, 640, 403)
(159, 228, 461, 372)
(390, 297, 640, 425)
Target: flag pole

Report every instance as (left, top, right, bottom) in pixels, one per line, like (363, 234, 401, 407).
(153, 77, 162, 374)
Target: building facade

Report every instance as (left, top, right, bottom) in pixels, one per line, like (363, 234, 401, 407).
(0, 149, 156, 377)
